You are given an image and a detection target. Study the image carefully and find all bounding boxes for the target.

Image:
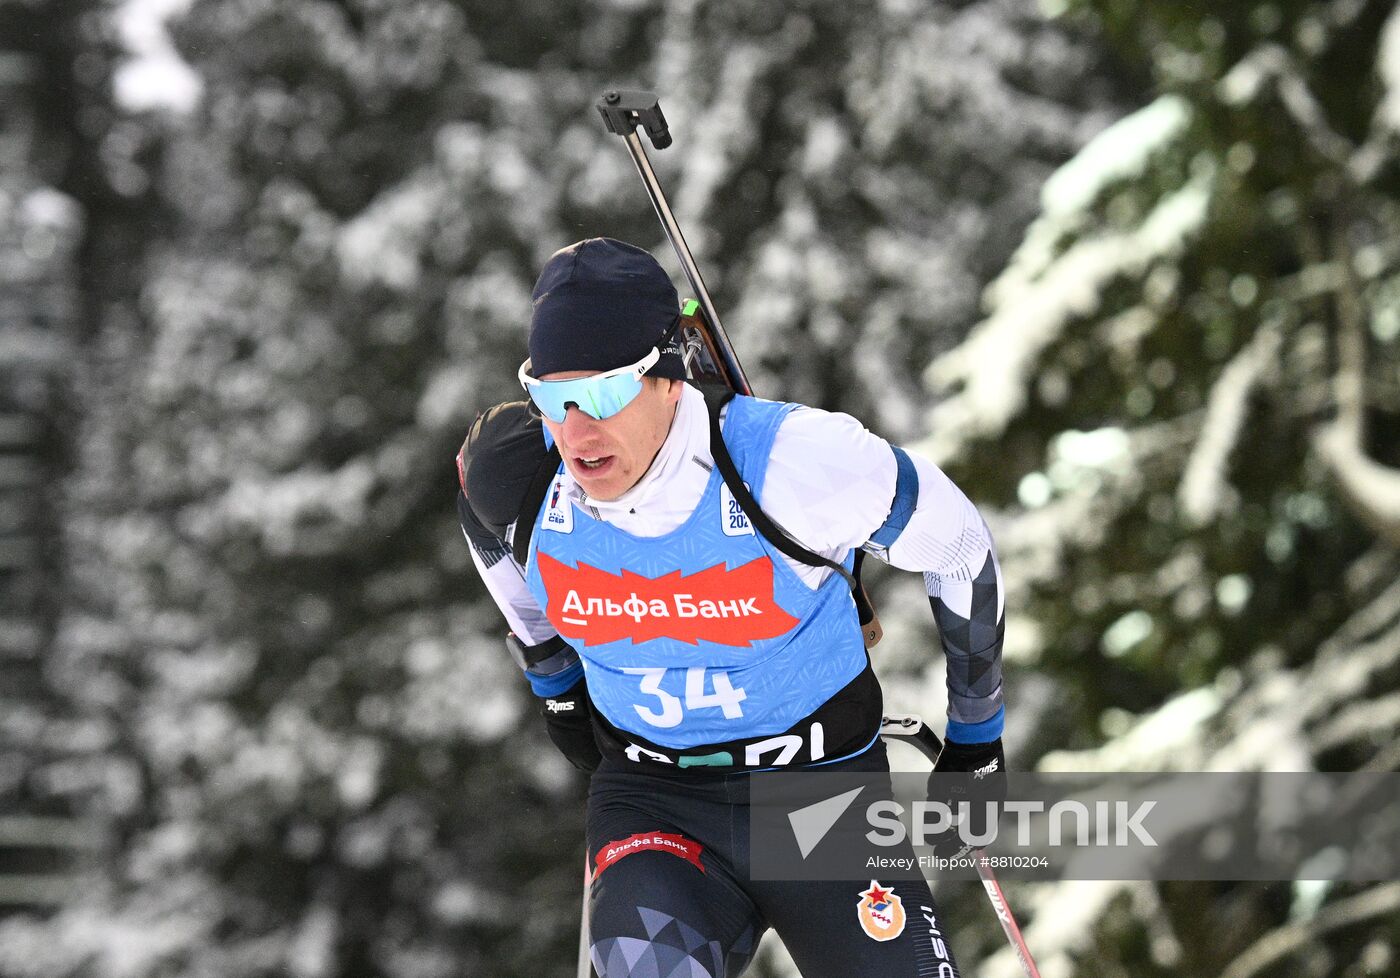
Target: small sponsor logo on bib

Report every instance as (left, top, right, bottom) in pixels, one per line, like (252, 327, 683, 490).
(542, 477, 573, 533)
(720, 483, 754, 537)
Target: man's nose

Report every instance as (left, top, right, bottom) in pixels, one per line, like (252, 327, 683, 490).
(560, 405, 600, 442)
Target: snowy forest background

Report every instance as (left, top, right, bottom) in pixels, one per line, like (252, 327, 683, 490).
(3, 0, 1400, 975)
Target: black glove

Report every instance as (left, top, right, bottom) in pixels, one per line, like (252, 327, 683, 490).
(539, 677, 602, 774)
(925, 736, 1007, 858)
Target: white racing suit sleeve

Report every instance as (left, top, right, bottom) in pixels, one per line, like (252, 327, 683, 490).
(465, 529, 555, 645)
(761, 408, 1006, 744)
(458, 493, 582, 697)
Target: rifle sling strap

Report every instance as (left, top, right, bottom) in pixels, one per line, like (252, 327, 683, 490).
(699, 385, 859, 591)
(511, 442, 563, 567)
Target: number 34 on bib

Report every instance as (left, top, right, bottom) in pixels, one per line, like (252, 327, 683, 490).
(621, 666, 747, 728)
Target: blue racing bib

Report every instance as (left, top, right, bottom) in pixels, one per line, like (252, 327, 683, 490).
(525, 395, 870, 757)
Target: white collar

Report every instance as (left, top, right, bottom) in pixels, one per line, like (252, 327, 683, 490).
(567, 383, 711, 514)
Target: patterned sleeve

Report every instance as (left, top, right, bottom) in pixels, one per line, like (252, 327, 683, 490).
(762, 412, 1005, 743)
(872, 450, 1005, 743)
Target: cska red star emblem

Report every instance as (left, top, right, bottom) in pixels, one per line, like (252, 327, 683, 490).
(857, 880, 906, 941)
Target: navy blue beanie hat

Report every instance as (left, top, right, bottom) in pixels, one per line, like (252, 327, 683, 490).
(528, 238, 686, 379)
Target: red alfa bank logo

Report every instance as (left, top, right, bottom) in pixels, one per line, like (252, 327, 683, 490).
(537, 553, 799, 647)
(594, 832, 706, 878)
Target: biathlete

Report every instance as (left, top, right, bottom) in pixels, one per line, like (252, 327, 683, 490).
(456, 237, 1007, 977)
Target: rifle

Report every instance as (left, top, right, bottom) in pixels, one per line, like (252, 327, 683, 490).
(595, 89, 883, 649)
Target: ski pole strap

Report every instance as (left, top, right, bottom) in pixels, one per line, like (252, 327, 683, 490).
(512, 443, 563, 567)
(699, 385, 858, 591)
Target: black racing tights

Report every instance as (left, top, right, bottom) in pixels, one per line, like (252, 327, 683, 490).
(584, 741, 962, 978)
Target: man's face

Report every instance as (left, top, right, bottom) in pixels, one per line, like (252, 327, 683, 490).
(538, 372, 683, 501)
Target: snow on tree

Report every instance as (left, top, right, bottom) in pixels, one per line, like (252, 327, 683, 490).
(894, 2, 1400, 975)
(12, 0, 1400, 975)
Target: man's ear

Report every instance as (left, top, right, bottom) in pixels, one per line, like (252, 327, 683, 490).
(649, 376, 684, 402)
(664, 377, 684, 405)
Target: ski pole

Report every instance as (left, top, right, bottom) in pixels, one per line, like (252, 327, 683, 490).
(595, 90, 752, 396)
(577, 855, 593, 978)
(975, 858, 1042, 978)
(879, 715, 1044, 978)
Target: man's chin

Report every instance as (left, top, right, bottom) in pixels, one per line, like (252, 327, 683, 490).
(578, 481, 625, 501)
(569, 463, 626, 500)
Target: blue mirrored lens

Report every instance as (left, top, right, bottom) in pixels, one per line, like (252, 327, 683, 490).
(527, 373, 644, 423)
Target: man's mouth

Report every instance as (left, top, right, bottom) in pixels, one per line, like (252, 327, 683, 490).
(576, 455, 613, 473)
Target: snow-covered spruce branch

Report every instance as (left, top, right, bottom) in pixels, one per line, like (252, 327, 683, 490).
(1313, 690, 1400, 755)
(985, 412, 1203, 621)
(919, 173, 1213, 466)
(1310, 224, 1400, 548)
(1177, 323, 1282, 527)
(1218, 882, 1400, 978)
(1355, 2, 1400, 184)
(1219, 44, 1354, 168)
(1214, 572, 1400, 772)
(1218, 31, 1400, 189)
(1033, 554, 1400, 773)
